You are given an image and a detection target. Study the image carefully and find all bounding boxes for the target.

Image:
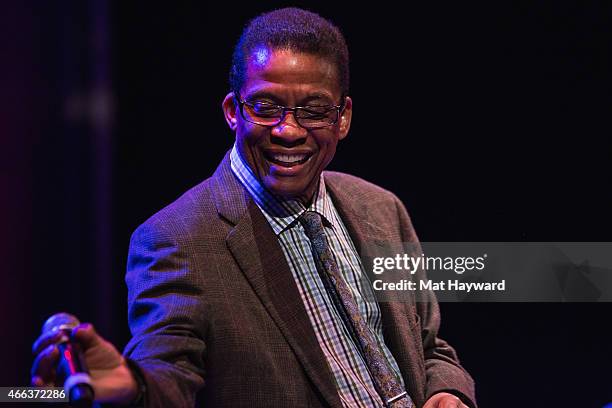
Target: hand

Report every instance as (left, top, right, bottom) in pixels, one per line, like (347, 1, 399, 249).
(31, 322, 138, 405)
(423, 392, 469, 408)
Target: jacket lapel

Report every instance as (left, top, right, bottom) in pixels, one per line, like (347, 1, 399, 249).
(324, 173, 426, 406)
(322, 171, 389, 258)
(211, 152, 342, 407)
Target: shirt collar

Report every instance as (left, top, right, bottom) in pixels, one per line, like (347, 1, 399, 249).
(230, 143, 335, 235)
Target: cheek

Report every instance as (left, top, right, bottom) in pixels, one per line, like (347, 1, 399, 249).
(320, 145, 337, 169)
(237, 123, 256, 143)
(235, 126, 268, 171)
(236, 124, 268, 152)
(314, 133, 340, 166)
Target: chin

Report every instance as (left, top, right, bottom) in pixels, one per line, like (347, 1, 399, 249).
(265, 179, 308, 200)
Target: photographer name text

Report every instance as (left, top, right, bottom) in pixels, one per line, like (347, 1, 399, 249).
(372, 279, 506, 292)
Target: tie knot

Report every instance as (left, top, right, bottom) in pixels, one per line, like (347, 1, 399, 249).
(300, 211, 324, 241)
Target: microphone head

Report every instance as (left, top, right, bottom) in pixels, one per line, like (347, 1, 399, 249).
(42, 313, 81, 335)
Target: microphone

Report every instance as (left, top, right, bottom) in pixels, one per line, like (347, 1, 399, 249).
(41, 313, 95, 408)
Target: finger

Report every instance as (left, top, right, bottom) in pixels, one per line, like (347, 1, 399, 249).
(71, 323, 102, 349)
(440, 396, 463, 408)
(30, 375, 56, 387)
(30, 376, 44, 387)
(422, 399, 435, 408)
(31, 344, 59, 383)
(32, 330, 67, 355)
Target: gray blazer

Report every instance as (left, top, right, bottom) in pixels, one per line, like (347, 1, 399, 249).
(124, 151, 476, 408)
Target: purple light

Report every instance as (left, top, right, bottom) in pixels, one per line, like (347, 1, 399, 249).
(252, 46, 270, 67)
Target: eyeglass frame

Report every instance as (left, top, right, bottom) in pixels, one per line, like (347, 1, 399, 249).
(234, 92, 347, 130)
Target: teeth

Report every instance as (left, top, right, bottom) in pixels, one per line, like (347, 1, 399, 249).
(271, 153, 308, 163)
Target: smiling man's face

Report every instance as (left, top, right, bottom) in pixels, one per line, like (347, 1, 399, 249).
(223, 47, 352, 203)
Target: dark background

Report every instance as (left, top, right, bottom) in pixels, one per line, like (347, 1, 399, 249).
(2, 1, 611, 407)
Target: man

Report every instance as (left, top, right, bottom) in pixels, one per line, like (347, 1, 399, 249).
(32, 8, 476, 408)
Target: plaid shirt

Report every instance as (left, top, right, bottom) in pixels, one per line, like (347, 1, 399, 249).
(230, 145, 404, 407)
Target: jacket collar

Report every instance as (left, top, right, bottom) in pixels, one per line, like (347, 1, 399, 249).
(229, 144, 336, 235)
(211, 149, 388, 243)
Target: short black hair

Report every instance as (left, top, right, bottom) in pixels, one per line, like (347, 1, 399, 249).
(230, 7, 349, 97)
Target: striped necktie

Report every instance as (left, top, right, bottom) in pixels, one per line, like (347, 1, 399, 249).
(300, 211, 413, 408)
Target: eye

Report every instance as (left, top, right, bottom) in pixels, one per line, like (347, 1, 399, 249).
(250, 102, 281, 117)
(298, 106, 334, 119)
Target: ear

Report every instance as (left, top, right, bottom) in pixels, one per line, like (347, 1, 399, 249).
(338, 96, 352, 140)
(222, 92, 238, 131)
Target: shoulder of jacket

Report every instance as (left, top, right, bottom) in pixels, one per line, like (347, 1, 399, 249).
(323, 170, 399, 203)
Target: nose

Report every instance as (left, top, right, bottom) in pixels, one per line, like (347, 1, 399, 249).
(270, 110, 307, 146)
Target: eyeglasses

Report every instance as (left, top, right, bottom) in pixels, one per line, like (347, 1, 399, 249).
(235, 93, 346, 129)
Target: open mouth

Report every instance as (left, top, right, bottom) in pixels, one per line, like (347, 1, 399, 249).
(264, 151, 313, 167)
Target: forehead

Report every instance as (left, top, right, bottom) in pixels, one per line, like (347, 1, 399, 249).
(242, 47, 340, 100)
